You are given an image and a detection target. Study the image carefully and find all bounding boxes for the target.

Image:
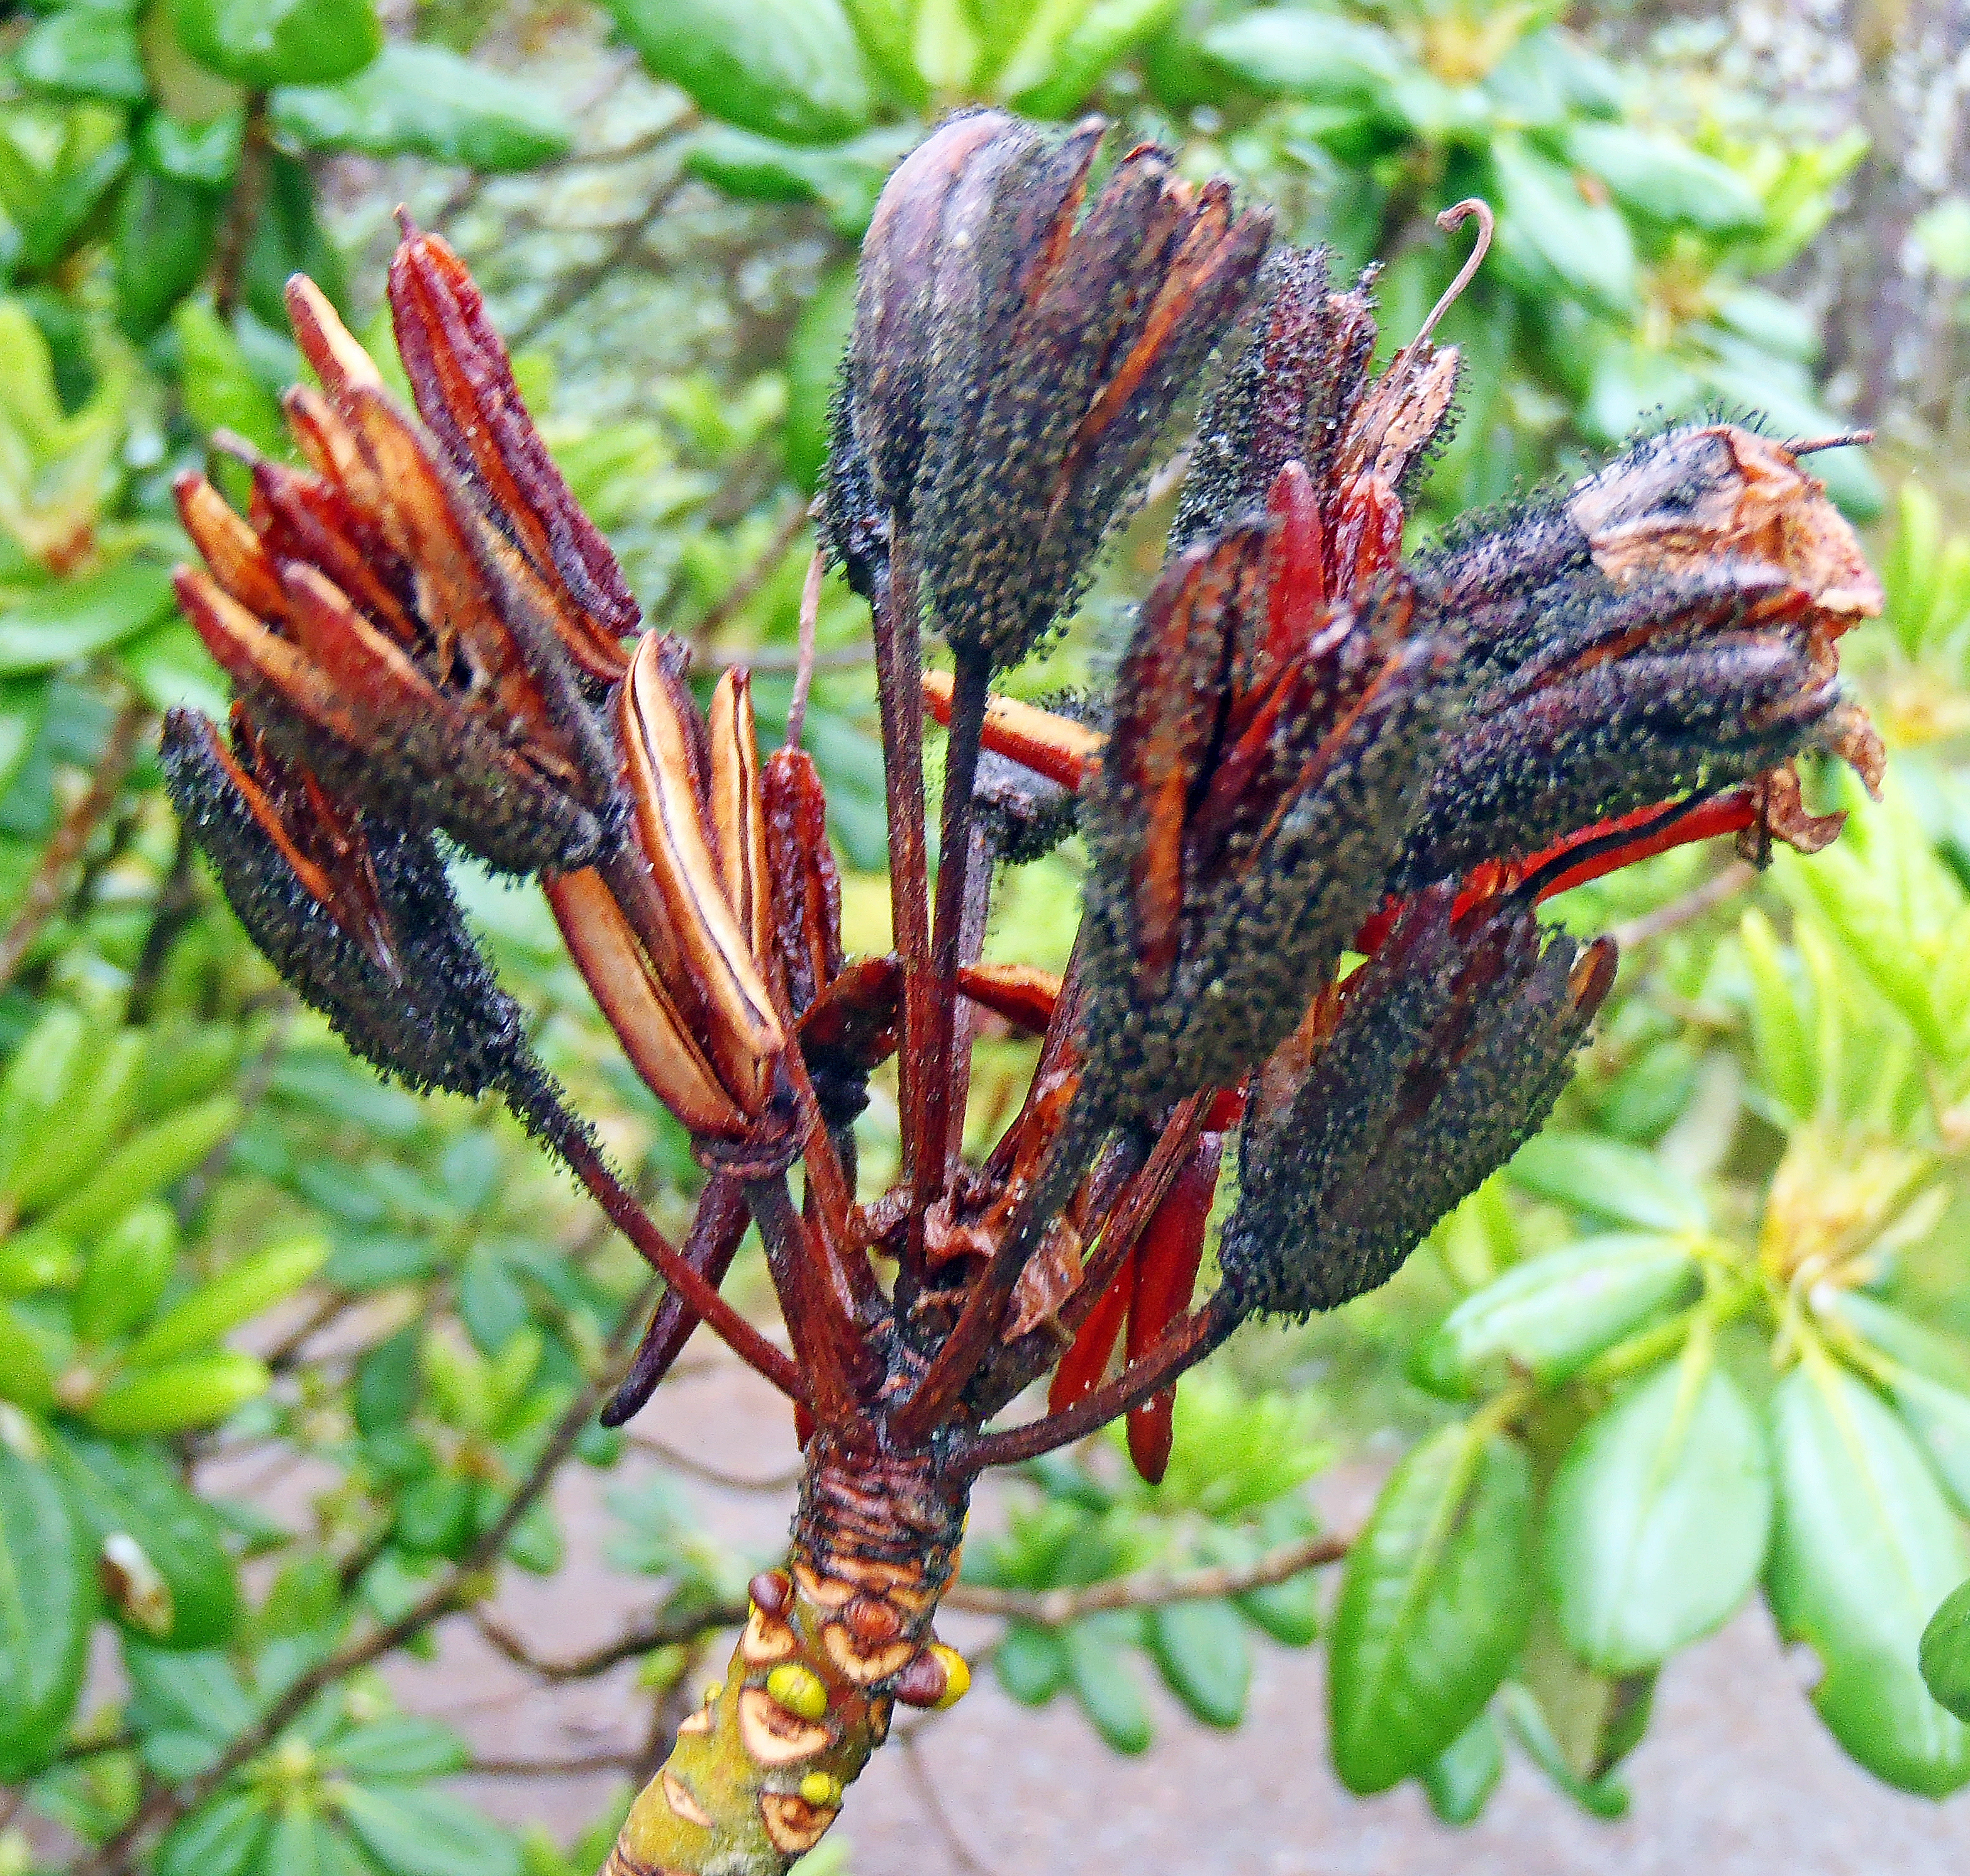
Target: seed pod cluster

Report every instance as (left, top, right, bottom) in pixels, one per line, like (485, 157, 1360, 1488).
(160, 707, 537, 1102)
(827, 110, 1271, 668)
(1398, 423, 1885, 886)
(1218, 888, 1615, 1319)
(172, 272, 615, 876)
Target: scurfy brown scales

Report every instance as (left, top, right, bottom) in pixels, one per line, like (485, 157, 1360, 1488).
(159, 109, 1886, 1875)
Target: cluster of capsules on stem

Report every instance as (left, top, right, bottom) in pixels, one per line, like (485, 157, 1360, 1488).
(158, 110, 1885, 1876)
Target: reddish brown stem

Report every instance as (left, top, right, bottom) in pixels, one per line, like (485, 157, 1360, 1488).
(601, 1173, 751, 1426)
(745, 1171, 874, 1434)
(869, 545, 937, 1282)
(961, 1291, 1238, 1471)
(549, 1124, 806, 1402)
(778, 1039, 881, 1320)
(919, 650, 992, 1202)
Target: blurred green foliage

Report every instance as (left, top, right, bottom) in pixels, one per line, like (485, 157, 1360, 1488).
(0, 1, 1966, 1872)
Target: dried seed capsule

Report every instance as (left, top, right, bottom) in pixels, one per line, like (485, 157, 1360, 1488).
(1218, 889, 1614, 1319)
(1080, 511, 1457, 1117)
(161, 708, 540, 1103)
(829, 111, 1272, 668)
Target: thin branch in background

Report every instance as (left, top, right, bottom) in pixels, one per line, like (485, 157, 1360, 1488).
(467, 1752, 640, 1777)
(784, 543, 823, 749)
(942, 1526, 1351, 1625)
(901, 1730, 999, 1876)
(685, 497, 810, 662)
(625, 1431, 805, 1494)
(85, 1281, 663, 1876)
(125, 825, 201, 1024)
(1609, 859, 1758, 952)
(470, 1598, 747, 1683)
(0, 694, 149, 991)
(210, 92, 270, 323)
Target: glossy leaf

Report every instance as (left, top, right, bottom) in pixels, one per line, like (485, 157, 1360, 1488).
(170, 0, 382, 89)
(1882, 1363, 1970, 1520)
(73, 1200, 180, 1346)
(37, 1093, 242, 1242)
(602, 0, 874, 145)
(50, 1429, 239, 1650)
(0, 562, 177, 676)
(1498, 1682, 1631, 1819)
(1418, 1709, 1504, 1827)
(125, 1229, 325, 1366)
(1328, 1422, 1533, 1794)
(272, 46, 572, 172)
(1007, 0, 1184, 116)
(1491, 134, 1637, 312)
(1145, 1597, 1250, 1728)
(0, 1438, 95, 1778)
(1767, 1356, 1970, 1797)
(1508, 1132, 1706, 1232)
(1920, 1578, 1970, 1722)
(1413, 1234, 1698, 1399)
(1545, 1345, 1771, 1671)
(114, 167, 224, 341)
(1199, 8, 1402, 99)
(86, 1349, 270, 1436)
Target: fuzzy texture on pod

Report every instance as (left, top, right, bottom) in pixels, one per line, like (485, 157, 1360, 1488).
(826, 110, 1272, 668)
(1219, 890, 1614, 1318)
(161, 708, 539, 1102)
(1079, 514, 1457, 1117)
(1396, 423, 1885, 885)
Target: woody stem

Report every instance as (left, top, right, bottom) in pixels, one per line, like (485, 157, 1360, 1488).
(538, 1110, 808, 1404)
(868, 543, 935, 1284)
(919, 648, 992, 1201)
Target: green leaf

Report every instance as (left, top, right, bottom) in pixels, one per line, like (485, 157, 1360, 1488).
(1006, 0, 1183, 116)
(1418, 1709, 1503, 1826)
(73, 1199, 179, 1344)
(838, 0, 928, 102)
(1767, 1355, 1970, 1797)
(337, 1781, 523, 1876)
(171, 298, 285, 459)
(38, 1092, 242, 1244)
(1822, 1291, 1970, 1390)
(0, 1439, 95, 1778)
(124, 1639, 255, 1745)
(1064, 1614, 1153, 1754)
(170, 0, 382, 89)
(1145, 1597, 1249, 1728)
(328, 1716, 470, 1782)
(125, 1229, 323, 1366)
(1739, 907, 1815, 1121)
(139, 110, 245, 187)
(1545, 1343, 1771, 1672)
(1563, 122, 1765, 234)
(1233, 1571, 1321, 1646)
(1881, 1364, 1970, 1520)
(1413, 1234, 1697, 1399)
(1920, 1578, 1970, 1721)
(1508, 1132, 1705, 1232)
(155, 1790, 271, 1876)
(1498, 1681, 1631, 1819)
(0, 562, 177, 676)
(1199, 8, 1402, 100)
(16, 9, 149, 104)
(86, 1348, 270, 1436)
(1491, 135, 1636, 313)
(272, 45, 572, 172)
(786, 265, 856, 493)
(994, 1619, 1069, 1705)
(0, 1302, 57, 1412)
(51, 1429, 239, 1649)
(602, 0, 874, 145)
(1327, 1422, 1532, 1794)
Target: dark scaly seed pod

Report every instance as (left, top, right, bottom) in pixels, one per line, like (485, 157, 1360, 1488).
(972, 745, 1078, 864)
(1218, 890, 1614, 1319)
(1079, 527, 1457, 1116)
(834, 109, 1272, 669)
(1172, 247, 1377, 554)
(160, 708, 541, 1103)
(1396, 618, 1840, 889)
